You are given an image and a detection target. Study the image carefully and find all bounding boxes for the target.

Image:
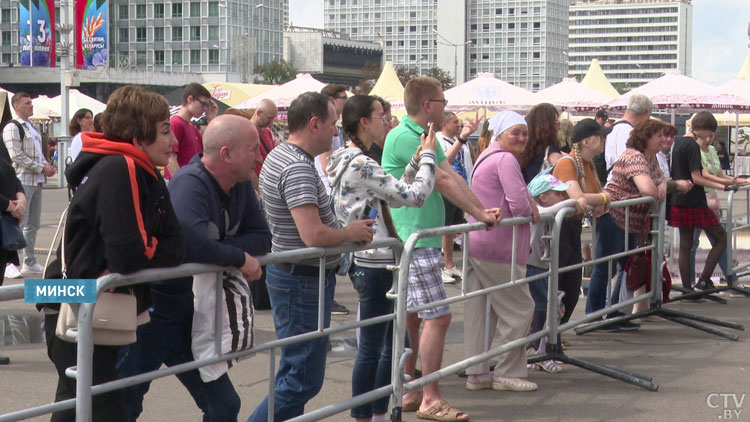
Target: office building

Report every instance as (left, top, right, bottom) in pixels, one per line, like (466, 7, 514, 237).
(568, 0, 693, 91)
(324, 0, 569, 91)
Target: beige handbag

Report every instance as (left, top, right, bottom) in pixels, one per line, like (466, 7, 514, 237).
(52, 207, 146, 346)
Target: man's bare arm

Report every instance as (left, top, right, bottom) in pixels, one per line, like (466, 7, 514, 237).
(290, 204, 374, 247)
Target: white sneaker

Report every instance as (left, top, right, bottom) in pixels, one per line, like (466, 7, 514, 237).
(441, 269, 457, 284)
(21, 263, 45, 275)
(4, 264, 22, 279)
(445, 267, 462, 279)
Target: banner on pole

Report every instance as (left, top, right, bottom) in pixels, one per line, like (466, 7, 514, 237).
(75, 0, 108, 69)
(19, 0, 56, 67)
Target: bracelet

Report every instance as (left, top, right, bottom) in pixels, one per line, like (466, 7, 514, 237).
(457, 137, 468, 144)
(600, 192, 608, 205)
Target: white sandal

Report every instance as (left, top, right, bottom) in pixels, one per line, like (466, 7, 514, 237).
(492, 376, 538, 392)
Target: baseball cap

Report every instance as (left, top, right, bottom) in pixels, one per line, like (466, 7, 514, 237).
(595, 109, 609, 121)
(527, 174, 570, 198)
(571, 118, 612, 143)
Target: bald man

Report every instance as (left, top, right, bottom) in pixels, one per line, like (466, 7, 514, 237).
(118, 115, 271, 422)
(249, 98, 278, 189)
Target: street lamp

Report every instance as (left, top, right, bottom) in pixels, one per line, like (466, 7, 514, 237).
(433, 29, 471, 85)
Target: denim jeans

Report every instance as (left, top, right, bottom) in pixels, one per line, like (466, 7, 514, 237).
(349, 265, 394, 419)
(20, 184, 42, 266)
(526, 265, 548, 312)
(689, 210, 733, 283)
(116, 310, 240, 422)
(586, 213, 638, 314)
(247, 264, 335, 422)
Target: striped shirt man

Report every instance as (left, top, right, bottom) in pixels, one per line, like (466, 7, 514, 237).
(259, 142, 341, 268)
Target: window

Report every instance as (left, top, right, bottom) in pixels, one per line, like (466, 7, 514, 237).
(2, 53, 11, 64)
(119, 28, 128, 42)
(209, 49, 219, 64)
(1, 31, 10, 45)
(118, 5, 128, 19)
(482, 23, 489, 31)
(208, 26, 218, 40)
(190, 2, 200, 17)
(208, 2, 219, 16)
(190, 49, 200, 64)
(533, 22, 540, 31)
(172, 3, 182, 17)
(495, 8, 502, 15)
(508, 23, 515, 30)
(118, 51, 128, 67)
(172, 26, 182, 41)
(136, 27, 146, 42)
(136, 51, 147, 66)
(533, 52, 540, 59)
(509, 8, 515, 15)
(154, 27, 164, 41)
(136, 4, 146, 19)
(190, 26, 200, 41)
(172, 50, 183, 65)
(154, 4, 165, 18)
(154, 50, 165, 65)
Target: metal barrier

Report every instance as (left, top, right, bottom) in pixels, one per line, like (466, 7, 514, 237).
(724, 185, 750, 297)
(0, 197, 746, 422)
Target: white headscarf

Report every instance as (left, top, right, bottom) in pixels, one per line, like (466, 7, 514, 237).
(488, 110, 527, 143)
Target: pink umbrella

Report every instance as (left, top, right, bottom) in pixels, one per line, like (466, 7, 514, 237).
(235, 73, 327, 109)
(607, 70, 750, 112)
(535, 78, 612, 111)
(717, 77, 750, 101)
(443, 73, 538, 112)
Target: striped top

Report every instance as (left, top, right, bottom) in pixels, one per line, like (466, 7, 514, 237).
(259, 142, 341, 268)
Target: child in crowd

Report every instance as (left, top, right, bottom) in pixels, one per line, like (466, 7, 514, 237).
(526, 174, 586, 373)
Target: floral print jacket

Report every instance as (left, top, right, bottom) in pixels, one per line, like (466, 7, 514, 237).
(327, 146, 436, 267)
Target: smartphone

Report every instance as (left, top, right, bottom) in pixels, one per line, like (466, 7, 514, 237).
(361, 203, 377, 220)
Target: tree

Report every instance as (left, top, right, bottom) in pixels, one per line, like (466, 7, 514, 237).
(253, 60, 297, 85)
(425, 67, 455, 90)
(394, 65, 455, 89)
(395, 66, 420, 86)
(353, 61, 382, 95)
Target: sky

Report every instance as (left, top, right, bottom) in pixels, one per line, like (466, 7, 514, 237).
(289, 0, 750, 86)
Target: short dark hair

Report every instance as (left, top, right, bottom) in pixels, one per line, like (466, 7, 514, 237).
(595, 108, 609, 121)
(93, 113, 103, 132)
(692, 110, 718, 132)
(404, 77, 442, 116)
(663, 124, 678, 137)
(287, 92, 333, 134)
(68, 108, 93, 137)
(371, 95, 391, 114)
(181, 83, 211, 105)
(627, 119, 665, 153)
(10, 92, 30, 107)
(103, 86, 170, 145)
(321, 84, 347, 98)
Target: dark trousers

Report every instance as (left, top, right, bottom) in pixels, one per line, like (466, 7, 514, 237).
(44, 313, 128, 422)
(558, 217, 583, 324)
(116, 311, 240, 422)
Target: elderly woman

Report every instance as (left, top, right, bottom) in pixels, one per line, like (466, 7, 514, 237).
(463, 110, 539, 393)
(327, 94, 437, 422)
(588, 120, 692, 325)
(42, 85, 185, 421)
(552, 119, 611, 326)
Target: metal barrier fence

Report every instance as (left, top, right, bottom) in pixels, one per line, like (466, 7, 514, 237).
(0, 197, 745, 422)
(725, 185, 750, 297)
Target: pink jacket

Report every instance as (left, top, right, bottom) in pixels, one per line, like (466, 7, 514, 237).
(468, 144, 532, 264)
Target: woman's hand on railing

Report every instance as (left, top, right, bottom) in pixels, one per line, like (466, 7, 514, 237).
(573, 198, 588, 216)
(674, 179, 693, 194)
(657, 181, 667, 203)
(240, 253, 263, 281)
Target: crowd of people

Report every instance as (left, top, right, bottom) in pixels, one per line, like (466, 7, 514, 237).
(0, 77, 746, 422)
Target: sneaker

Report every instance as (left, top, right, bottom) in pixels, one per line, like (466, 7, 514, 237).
(0, 356, 9, 365)
(445, 267, 462, 279)
(598, 323, 621, 333)
(441, 269, 457, 284)
(694, 278, 716, 291)
(21, 262, 45, 275)
(492, 376, 538, 392)
(331, 300, 350, 315)
(617, 320, 641, 331)
(4, 264, 22, 279)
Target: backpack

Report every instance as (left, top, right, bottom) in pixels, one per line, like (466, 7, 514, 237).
(0, 120, 25, 163)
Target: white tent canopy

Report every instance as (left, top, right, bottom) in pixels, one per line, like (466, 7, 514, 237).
(443, 73, 537, 112)
(608, 70, 750, 112)
(235, 73, 327, 109)
(534, 78, 612, 111)
(33, 89, 106, 119)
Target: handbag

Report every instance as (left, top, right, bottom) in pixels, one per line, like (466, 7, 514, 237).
(192, 269, 254, 382)
(52, 206, 144, 346)
(1, 213, 26, 251)
(706, 191, 720, 211)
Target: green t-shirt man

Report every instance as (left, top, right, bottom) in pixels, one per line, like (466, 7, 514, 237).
(382, 115, 447, 248)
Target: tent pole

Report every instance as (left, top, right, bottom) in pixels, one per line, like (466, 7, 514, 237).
(736, 112, 740, 163)
(671, 109, 675, 126)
